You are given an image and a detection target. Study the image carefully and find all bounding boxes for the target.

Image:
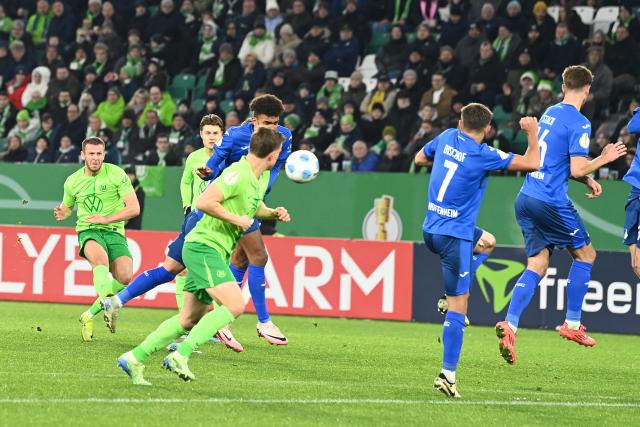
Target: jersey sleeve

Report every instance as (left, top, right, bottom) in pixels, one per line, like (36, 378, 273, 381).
(205, 128, 235, 180)
(628, 108, 640, 134)
(180, 153, 194, 208)
(267, 128, 293, 194)
(480, 145, 515, 171)
(62, 177, 75, 208)
(213, 167, 242, 201)
(422, 134, 441, 158)
(568, 121, 591, 158)
(114, 167, 135, 197)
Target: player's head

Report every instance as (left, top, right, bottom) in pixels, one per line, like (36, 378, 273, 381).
(81, 137, 105, 172)
(562, 65, 593, 106)
(249, 127, 284, 169)
(459, 103, 492, 137)
(250, 94, 284, 131)
(199, 114, 224, 149)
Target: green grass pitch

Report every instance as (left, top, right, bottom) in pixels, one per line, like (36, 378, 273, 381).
(0, 301, 638, 426)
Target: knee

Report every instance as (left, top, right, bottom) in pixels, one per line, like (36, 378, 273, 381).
(248, 251, 268, 267)
(178, 313, 198, 330)
(230, 251, 249, 270)
(577, 246, 596, 264)
(447, 293, 469, 314)
(527, 256, 549, 277)
(114, 271, 133, 285)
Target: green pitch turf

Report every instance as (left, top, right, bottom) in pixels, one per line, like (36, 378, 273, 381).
(0, 301, 638, 426)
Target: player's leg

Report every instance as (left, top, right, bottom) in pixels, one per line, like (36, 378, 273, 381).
(630, 244, 640, 278)
(623, 191, 640, 278)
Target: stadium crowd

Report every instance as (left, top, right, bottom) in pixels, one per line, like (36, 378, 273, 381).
(0, 0, 638, 177)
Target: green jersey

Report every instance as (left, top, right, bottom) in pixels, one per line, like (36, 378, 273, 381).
(180, 147, 212, 208)
(186, 157, 269, 259)
(62, 163, 135, 235)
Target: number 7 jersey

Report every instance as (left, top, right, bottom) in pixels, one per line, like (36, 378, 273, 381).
(422, 128, 514, 241)
(521, 102, 591, 205)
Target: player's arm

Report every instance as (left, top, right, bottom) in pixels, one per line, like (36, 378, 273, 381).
(266, 133, 292, 192)
(570, 175, 602, 199)
(88, 192, 141, 224)
(198, 131, 234, 180)
(627, 107, 640, 134)
(195, 182, 253, 231)
(414, 137, 438, 166)
(54, 181, 75, 221)
(180, 155, 194, 214)
(508, 117, 540, 172)
(570, 142, 627, 178)
(254, 202, 291, 222)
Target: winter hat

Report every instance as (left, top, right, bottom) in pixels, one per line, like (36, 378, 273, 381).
(520, 70, 539, 85)
(324, 70, 339, 81)
(17, 110, 30, 121)
(284, 114, 301, 128)
(383, 126, 396, 137)
(340, 114, 355, 126)
(266, 0, 279, 11)
(533, 1, 547, 13)
(537, 80, 553, 92)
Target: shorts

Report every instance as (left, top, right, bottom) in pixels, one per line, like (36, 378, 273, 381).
(515, 193, 591, 257)
(245, 219, 261, 235)
(623, 187, 640, 245)
(423, 227, 484, 297)
(167, 211, 202, 265)
(182, 242, 236, 305)
(78, 228, 131, 262)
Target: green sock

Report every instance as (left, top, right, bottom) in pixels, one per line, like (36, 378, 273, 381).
(93, 265, 112, 298)
(88, 298, 102, 316)
(132, 315, 186, 363)
(175, 275, 186, 312)
(177, 305, 235, 358)
(111, 278, 125, 295)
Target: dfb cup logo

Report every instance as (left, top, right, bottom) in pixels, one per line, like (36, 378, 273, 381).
(83, 195, 103, 213)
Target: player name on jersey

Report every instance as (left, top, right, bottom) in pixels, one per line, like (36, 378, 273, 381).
(428, 202, 459, 218)
(443, 144, 467, 163)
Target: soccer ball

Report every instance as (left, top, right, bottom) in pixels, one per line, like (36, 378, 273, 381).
(285, 150, 319, 183)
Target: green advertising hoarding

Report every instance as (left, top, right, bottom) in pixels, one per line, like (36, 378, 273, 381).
(0, 164, 629, 251)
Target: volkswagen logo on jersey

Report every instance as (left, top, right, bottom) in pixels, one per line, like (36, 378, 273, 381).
(83, 195, 103, 213)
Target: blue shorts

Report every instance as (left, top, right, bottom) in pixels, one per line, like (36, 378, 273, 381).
(623, 187, 640, 246)
(167, 211, 202, 265)
(423, 227, 483, 297)
(515, 193, 591, 257)
(245, 219, 261, 235)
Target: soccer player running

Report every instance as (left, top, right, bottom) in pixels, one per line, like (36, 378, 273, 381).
(101, 115, 223, 334)
(197, 94, 293, 347)
(495, 66, 627, 365)
(54, 137, 141, 341)
(416, 104, 541, 398)
(117, 128, 290, 385)
(622, 107, 640, 276)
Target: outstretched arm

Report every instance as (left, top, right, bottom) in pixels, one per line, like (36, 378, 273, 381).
(570, 142, 627, 178)
(508, 117, 540, 172)
(199, 131, 235, 180)
(255, 202, 291, 222)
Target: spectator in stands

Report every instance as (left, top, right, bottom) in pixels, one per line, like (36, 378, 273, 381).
(274, 49, 300, 86)
(86, 0, 103, 29)
(54, 134, 79, 163)
(297, 49, 325, 92)
(138, 85, 176, 128)
(100, 127, 122, 165)
(265, 71, 293, 101)
(9, 20, 34, 55)
(388, 90, 418, 147)
(612, 98, 640, 142)
(273, 24, 301, 67)
(522, 25, 548, 68)
(135, 109, 166, 157)
(265, 0, 283, 34)
(351, 140, 378, 172)
(6, 66, 29, 110)
(433, 46, 466, 93)
(319, 142, 348, 172)
(402, 47, 431, 86)
(0, 92, 17, 137)
(132, 1, 150, 38)
(235, 52, 267, 97)
(96, 87, 125, 131)
(225, 110, 240, 128)
(606, 25, 640, 110)
(44, 43, 65, 75)
(375, 24, 408, 79)
(26, 136, 52, 163)
(375, 140, 408, 172)
(504, 1, 527, 39)
(8, 109, 39, 144)
(168, 112, 194, 152)
(49, 89, 72, 124)
(0, 41, 9, 85)
(21, 66, 50, 113)
(342, 0, 370, 54)
(0, 5, 9, 37)
(485, 120, 512, 154)
(286, 0, 313, 39)
(205, 43, 242, 99)
(478, 3, 504, 42)
(296, 19, 330, 61)
(610, 2, 640, 44)
(114, 44, 144, 82)
(114, 109, 139, 162)
(79, 93, 97, 119)
(47, 65, 81, 105)
(239, 16, 275, 67)
(194, 20, 220, 71)
(360, 74, 396, 119)
(455, 22, 487, 69)
(340, 71, 366, 110)
(440, 5, 468, 49)
(144, 133, 180, 166)
(5, 41, 35, 83)
(26, 1, 52, 48)
(48, 0, 74, 44)
(420, 72, 457, 120)
(582, 46, 613, 121)
(501, 69, 535, 120)
(359, 103, 387, 145)
(125, 166, 145, 230)
(1, 135, 28, 162)
(80, 67, 105, 105)
(91, 43, 113, 82)
(221, 20, 242, 55)
(117, 68, 138, 102)
(323, 23, 359, 78)
(530, 1, 555, 45)
(295, 82, 315, 121)
(57, 104, 86, 147)
(334, 114, 362, 152)
(528, 79, 554, 118)
(33, 113, 56, 144)
(235, 0, 259, 37)
(142, 59, 167, 92)
(543, 23, 581, 82)
(467, 41, 505, 108)
(556, 5, 588, 41)
(86, 114, 104, 139)
(283, 113, 303, 142)
(316, 70, 342, 110)
(492, 25, 521, 65)
(410, 23, 439, 68)
(396, 69, 422, 109)
(147, 0, 182, 45)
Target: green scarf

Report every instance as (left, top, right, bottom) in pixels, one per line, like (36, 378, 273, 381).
(96, 95, 125, 130)
(249, 31, 271, 47)
(492, 34, 512, 62)
(0, 16, 11, 33)
(213, 58, 231, 87)
(93, 59, 107, 76)
(70, 57, 86, 72)
(393, 0, 413, 23)
(26, 97, 47, 112)
(555, 35, 570, 46)
(199, 36, 217, 64)
(0, 103, 10, 135)
(122, 55, 143, 78)
(26, 12, 52, 45)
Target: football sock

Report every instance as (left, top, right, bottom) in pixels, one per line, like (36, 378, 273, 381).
(442, 310, 466, 373)
(177, 305, 235, 358)
(229, 263, 246, 287)
(472, 253, 490, 272)
(248, 264, 269, 323)
(175, 274, 186, 312)
(132, 315, 186, 363)
(505, 269, 542, 329)
(93, 265, 112, 298)
(111, 279, 125, 295)
(117, 266, 176, 305)
(87, 298, 102, 316)
(565, 260, 592, 328)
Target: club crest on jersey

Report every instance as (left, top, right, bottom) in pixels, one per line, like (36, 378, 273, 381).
(100, 184, 107, 192)
(223, 171, 240, 185)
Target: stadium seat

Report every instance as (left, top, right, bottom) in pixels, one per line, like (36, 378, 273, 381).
(438, 7, 450, 22)
(191, 97, 205, 112)
(358, 54, 378, 79)
(573, 6, 595, 25)
(195, 74, 208, 97)
(492, 105, 511, 128)
(511, 130, 529, 155)
(547, 5, 560, 22)
(592, 6, 619, 33)
(0, 138, 6, 151)
(338, 77, 350, 91)
(366, 31, 389, 55)
(406, 32, 416, 44)
(220, 99, 234, 114)
(363, 77, 377, 92)
(170, 73, 197, 101)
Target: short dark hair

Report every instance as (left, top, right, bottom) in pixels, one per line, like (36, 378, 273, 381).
(156, 133, 168, 141)
(250, 127, 284, 158)
(562, 65, 593, 90)
(461, 103, 492, 131)
(250, 94, 284, 118)
(200, 114, 224, 131)
(82, 137, 105, 151)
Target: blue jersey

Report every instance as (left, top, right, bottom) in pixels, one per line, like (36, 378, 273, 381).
(520, 103, 590, 205)
(623, 107, 640, 189)
(422, 128, 514, 241)
(205, 122, 293, 194)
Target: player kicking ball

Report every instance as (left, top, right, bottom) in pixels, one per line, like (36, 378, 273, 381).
(416, 104, 541, 398)
(118, 128, 290, 385)
(54, 137, 140, 341)
(495, 65, 627, 365)
(101, 115, 223, 336)
(621, 107, 640, 276)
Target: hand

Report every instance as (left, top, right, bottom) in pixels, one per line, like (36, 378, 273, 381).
(196, 167, 212, 180)
(519, 116, 538, 134)
(53, 207, 66, 221)
(600, 141, 627, 163)
(273, 207, 291, 222)
(235, 215, 252, 231)
(476, 83, 486, 92)
(86, 215, 109, 224)
(584, 176, 602, 199)
(502, 83, 512, 96)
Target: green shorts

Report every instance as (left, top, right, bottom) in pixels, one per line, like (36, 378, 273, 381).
(78, 229, 131, 263)
(182, 242, 236, 305)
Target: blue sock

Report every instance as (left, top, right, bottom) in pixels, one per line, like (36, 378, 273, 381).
(505, 269, 542, 328)
(117, 266, 176, 305)
(229, 264, 246, 288)
(472, 253, 490, 272)
(248, 264, 269, 323)
(442, 310, 466, 372)
(566, 260, 592, 322)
